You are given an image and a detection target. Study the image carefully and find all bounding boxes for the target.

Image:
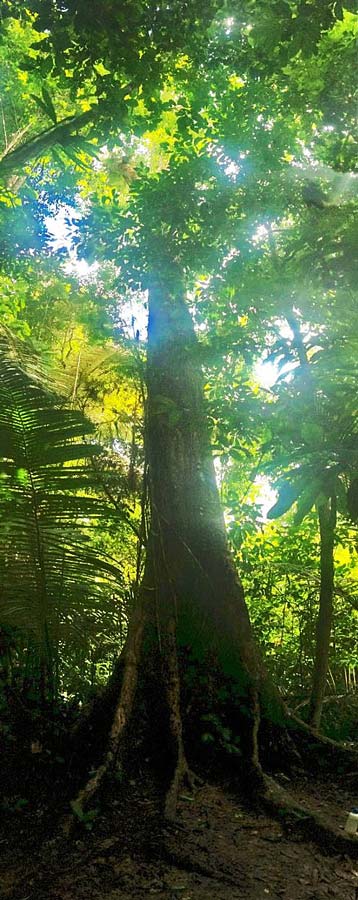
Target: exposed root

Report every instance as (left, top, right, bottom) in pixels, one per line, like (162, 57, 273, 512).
(164, 755, 193, 821)
(282, 712, 358, 785)
(238, 683, 267, 798)
(288, 709, 358, 754)
(162, 615, 192, 821)
(261, 774, 358, 855)
(61, 607, 146, 836)
(257, 697, 358, 783)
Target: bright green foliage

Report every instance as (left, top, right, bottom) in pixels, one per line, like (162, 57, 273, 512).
(240, 519, 358, 682)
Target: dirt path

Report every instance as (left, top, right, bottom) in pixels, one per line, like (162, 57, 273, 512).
(1, 781, 358, 900)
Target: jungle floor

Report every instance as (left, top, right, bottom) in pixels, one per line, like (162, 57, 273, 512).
(1, 768, 358, 900)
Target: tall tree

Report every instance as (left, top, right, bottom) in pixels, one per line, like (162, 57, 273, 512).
(1, 0, 358, 825)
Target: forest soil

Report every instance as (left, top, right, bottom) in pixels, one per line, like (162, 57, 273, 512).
(1, 775, 358, 899)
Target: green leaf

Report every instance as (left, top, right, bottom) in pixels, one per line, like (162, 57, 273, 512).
(294, 483, 320, 525)
(41, 87, 58, 125)
(70, 799, 85, 820)
(29, 94, 55, 121)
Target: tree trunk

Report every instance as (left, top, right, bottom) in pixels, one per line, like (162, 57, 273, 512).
(308, 495, 336, 731)
(68, 277, 356, 827)
(144, 272, 287, 729)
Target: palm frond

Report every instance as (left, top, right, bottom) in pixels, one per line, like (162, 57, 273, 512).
(0, 331, 126, 692)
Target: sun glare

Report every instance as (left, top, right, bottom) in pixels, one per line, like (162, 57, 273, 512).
(254, 359, 280, 389)
(254, 476, 277, 521)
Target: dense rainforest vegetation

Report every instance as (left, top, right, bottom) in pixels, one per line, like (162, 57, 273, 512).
(0, 1, 358, 897)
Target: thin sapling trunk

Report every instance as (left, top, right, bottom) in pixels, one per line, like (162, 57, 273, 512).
(308, 494, 336, 730)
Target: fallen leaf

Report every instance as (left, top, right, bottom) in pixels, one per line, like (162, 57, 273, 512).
(99, 837, 119, 850)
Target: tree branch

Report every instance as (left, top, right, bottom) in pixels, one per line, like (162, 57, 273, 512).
(0, 108, 100, 178)
(0, 79, 136, 178)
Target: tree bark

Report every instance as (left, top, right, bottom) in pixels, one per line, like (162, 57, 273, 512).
(145, 272, 286, 729)
(308, 495, 336, 731)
